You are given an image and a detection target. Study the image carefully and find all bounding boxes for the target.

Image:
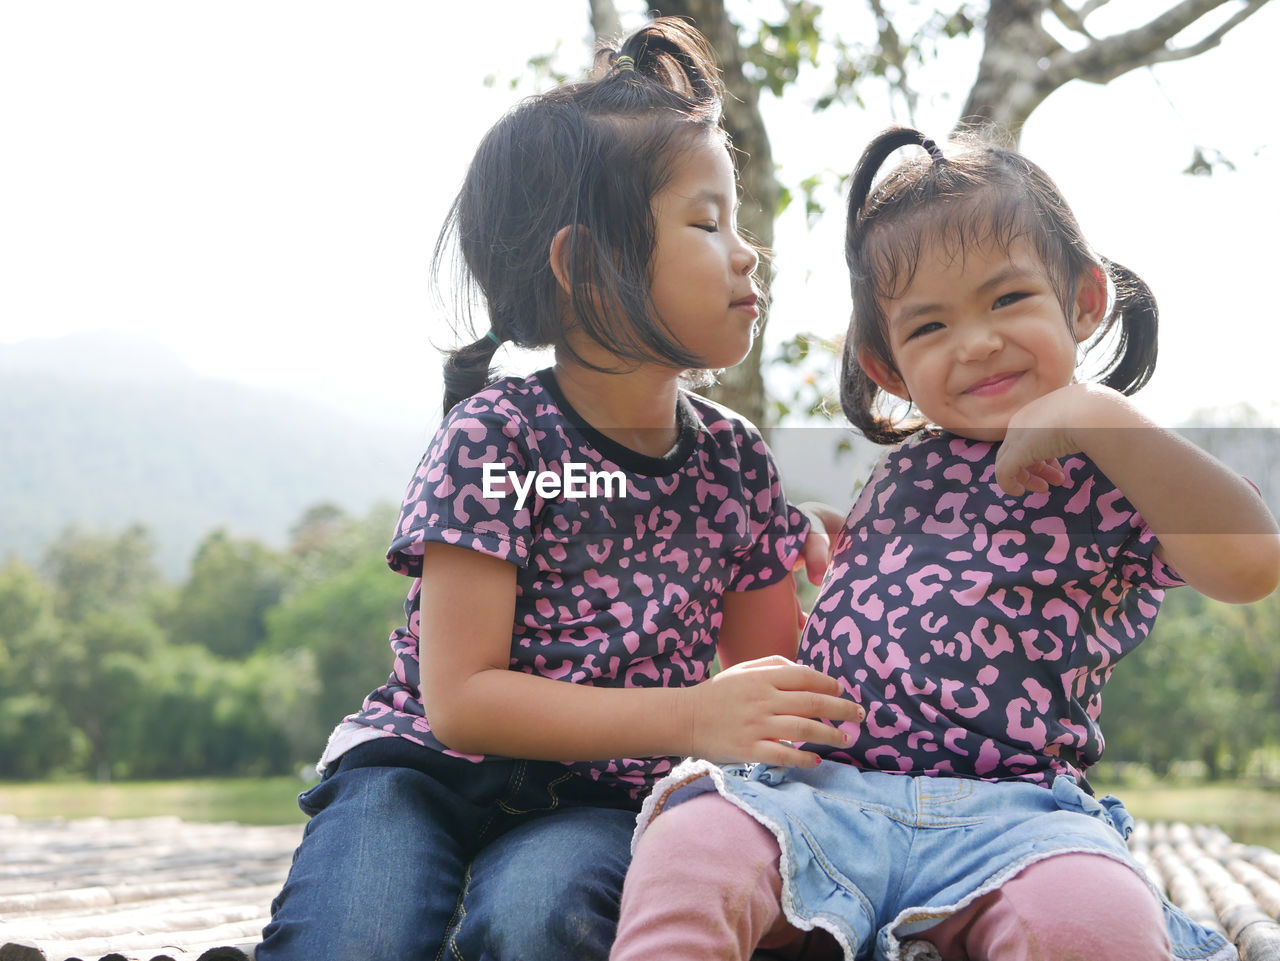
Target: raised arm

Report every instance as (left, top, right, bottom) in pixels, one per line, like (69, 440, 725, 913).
(418, 542, 859, 767)
(995, 383, 1280, 603)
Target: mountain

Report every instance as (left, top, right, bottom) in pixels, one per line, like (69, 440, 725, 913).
(0, 332, 428, 575)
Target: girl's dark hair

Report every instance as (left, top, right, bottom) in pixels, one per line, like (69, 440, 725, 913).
(439, 17, 726, 415)
(840, 126, 1159, 444)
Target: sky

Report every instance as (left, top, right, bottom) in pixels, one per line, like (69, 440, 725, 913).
(2, 0, 1277, 442)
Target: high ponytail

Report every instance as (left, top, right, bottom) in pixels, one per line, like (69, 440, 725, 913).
(594, 18, 723, 110)
(845, 126, 943, 270)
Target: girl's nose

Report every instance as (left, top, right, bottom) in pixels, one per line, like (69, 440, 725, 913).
(958, 323, 1002, 361)
(732, 234, 759, 275)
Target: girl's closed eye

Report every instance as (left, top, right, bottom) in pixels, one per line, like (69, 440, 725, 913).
(694, 222, 719, 232)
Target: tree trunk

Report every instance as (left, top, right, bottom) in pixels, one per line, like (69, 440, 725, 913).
(957, 0, 1060, 140)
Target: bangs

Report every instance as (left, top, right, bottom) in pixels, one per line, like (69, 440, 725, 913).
(862, 186, 1070, 307)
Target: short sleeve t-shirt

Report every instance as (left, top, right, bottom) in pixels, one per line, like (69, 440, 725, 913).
(321, 368, 809, 798)
(799, 430, 1182, 786)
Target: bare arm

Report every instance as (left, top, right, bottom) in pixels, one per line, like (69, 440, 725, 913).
(418, 542, 858, 767)
(717, 573, 803, 668)
(995, 384, 1280, 603)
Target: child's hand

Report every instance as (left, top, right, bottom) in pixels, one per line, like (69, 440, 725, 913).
(685, 655, 864, 767)
(796, 501, 847, 584)
(994, 383, 1122, 495)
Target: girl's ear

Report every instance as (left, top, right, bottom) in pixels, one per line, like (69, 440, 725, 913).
(1072, 265, 1108, 342)
(549, 225, 590, 296)
(857, 346, 910, 402)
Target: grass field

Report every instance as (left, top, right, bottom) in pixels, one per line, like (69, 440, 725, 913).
(1091, 781, 1280, 849)
(2, 777, 1278, 848)
(0, 776, 311, 825)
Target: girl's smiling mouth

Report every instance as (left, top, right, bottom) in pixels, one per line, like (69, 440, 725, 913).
(963, 371, 1024, 396)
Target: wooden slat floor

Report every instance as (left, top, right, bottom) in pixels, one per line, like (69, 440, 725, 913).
(2, 813, 1280, 960)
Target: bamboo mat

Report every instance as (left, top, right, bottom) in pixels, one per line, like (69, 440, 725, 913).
(0, 814, 299, 961)
(2, 813, 1280, 960)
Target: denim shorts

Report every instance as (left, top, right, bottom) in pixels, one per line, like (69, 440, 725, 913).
(636, 759, 1236, 961)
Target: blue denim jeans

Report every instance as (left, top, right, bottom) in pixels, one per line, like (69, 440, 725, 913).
(639, 759, 1236, 961)
(256, 737, 640, 961)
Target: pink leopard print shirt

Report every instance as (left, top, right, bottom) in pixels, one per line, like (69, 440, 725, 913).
(801, 430, 1182, 787)
(321, 369, 809, 798)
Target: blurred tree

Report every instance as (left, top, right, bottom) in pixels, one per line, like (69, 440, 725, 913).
(51, 608, 163, 781)
(289, 502, 352, 558)
(0, 557, 50, 643)
(121, 643, 303, 778)
(1101, 587, 1280, 779)
(0, 558, 85, 778)
(264, 550, 408, 755)
(166, 529, 289, 659)
(287, 501, 398, 584)
(41, 523, 167, 623)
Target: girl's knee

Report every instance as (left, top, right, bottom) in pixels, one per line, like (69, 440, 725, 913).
(624, 793, 781, 913)
(929, 853, 1170, 961)
(613, 794, 788, 961)
(640, 793, 779, 860)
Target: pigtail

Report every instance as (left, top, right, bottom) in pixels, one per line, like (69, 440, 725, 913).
(442, 333, 504, 417)
(839, 342, 921, 445)
(433, 183, 534, 417)
(1088, 260, 1159, 396)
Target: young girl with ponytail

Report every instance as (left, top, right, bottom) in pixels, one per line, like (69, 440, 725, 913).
(255, 18, 860, 961)
(609, 127, 1280, 961)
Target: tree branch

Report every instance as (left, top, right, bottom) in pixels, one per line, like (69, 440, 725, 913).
(1048, 0, 1095, 39)
(1143, 0, 1271, 64)
(1060, 0, 1272, 84)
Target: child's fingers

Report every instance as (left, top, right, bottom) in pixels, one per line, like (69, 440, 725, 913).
(751, 740, 828, 769)
(770, 716, 857, 750)
(1017, 467, 1046, 494)
(769, 662, 846, 697)
(1023, 459, 1065, 491)
(996, 457, 1064, 496)
(776, 690, 864, 726)
(1032, 457, 1065, 483)
(797, 502, 842, 585)
(799, 537, 829, 585)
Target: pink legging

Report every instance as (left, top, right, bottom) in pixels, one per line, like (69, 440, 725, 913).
(610, 793, 1172, 961)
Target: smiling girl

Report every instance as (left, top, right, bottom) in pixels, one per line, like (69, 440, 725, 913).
(610, 126, 1280, 961)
